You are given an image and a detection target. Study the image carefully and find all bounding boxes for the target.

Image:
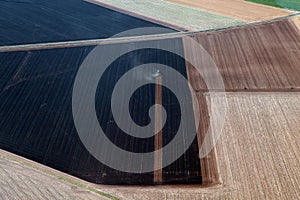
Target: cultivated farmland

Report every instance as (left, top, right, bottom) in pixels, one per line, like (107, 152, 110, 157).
(0, 39, 202, 184)
(0, 0, 300, 199)
(186, 17, 300, 90)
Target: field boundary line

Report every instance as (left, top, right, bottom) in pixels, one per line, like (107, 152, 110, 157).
(0, 32, 185, 52)
(0, 13, 299, 53)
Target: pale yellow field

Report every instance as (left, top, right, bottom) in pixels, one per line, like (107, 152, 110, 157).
(166, 0, 293, 22)
(290, 15, 300, 32)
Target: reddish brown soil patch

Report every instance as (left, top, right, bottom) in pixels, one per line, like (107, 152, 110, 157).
(186, 18, 300, 91)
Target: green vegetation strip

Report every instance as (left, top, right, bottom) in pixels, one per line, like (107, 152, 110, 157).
(56, 177, 119, 200)
(246, 0, 300, 11)
(0, 152, 119, 200)
(88, 0, 245, 31)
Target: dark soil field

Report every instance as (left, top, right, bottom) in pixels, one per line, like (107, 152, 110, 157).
(0, 0, 203, 185)
(0, 0, 174, 45)
(0, 38, 201, 184)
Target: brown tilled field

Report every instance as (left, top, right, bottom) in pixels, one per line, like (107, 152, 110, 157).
(185, 17, 300, 90)
(166, 0, 293, 21)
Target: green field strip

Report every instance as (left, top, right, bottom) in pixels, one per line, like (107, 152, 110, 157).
(87, 0, 246, 31)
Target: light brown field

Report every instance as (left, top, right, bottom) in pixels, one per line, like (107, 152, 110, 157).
(167, 0, 293, 22)
(209, 92, 300, 199)
(154, 75, 163, 184)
